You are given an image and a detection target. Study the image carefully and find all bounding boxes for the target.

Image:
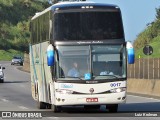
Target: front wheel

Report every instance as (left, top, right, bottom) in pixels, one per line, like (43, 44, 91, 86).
(107, 104, 118, 113)
(0, 79, 4, 83)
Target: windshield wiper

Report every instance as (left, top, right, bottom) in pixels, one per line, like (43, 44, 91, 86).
(94, 74, 120, 79)
(66, 76, 83, 80)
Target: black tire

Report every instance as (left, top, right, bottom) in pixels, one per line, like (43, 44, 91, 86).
(107, 104, 118, 113)
(46, 103, 52, 109)
(52, 105, 61, 112)
(0, 79, 4, 83)
(37, 101, 47, 109)
(36, 91, 47, 109)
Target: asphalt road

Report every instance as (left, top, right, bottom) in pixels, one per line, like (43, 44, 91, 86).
(0, 61, 160, 120)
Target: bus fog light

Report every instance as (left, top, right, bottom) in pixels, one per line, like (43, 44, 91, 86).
(122, 97, 126, 100)
(117, 97, 121, 100)
(56, 98, 61, 101)
(110, 88, 126, 93)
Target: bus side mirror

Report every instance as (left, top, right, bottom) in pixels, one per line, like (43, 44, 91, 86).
(47, 44, 54, 66)
(126, 42, 135, 64)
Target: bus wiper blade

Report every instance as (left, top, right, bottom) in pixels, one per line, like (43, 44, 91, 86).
(94, 75, 119, 79)
(67, 76, 83, 80)
(101, 75, 119, 78)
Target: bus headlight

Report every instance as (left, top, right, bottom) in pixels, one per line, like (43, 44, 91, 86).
(110, 87, 126, 93)
(56, 89, 73, 94)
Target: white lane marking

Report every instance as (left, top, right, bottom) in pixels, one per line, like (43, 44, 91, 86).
(18, 106, 28, 110)
(1, 98, 9, 102)
(128, 95, 160, 101)
(1, 98, 29, 110)
(47, 117, 59, 120)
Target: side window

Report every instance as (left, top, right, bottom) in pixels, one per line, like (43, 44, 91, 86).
(32, 20, 37, 44)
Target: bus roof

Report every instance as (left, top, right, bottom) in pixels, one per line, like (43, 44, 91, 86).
(31, 1, 120, 20)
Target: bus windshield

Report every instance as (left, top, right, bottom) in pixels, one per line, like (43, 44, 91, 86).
(56, 45, 126, 80)
(53, 11, 124, 40)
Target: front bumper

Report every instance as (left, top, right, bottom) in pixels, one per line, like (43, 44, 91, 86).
(54, 92, 126, 106)
(11, 61, 22, 64)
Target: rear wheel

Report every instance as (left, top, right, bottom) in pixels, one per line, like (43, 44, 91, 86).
(52, 105, 61, 112)
(37, 101, 47, 109)
(36, 91, 47, 109)
(46, 103, 51, 109)
(107, 104, 118, 113)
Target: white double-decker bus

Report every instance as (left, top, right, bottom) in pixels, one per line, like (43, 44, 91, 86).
(30, 0, 134, 112)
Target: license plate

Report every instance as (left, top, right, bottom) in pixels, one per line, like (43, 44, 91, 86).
(86, 98, 98, 102)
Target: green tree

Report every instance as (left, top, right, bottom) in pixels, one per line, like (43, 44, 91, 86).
(156, 7, 160, 20)
(134, 6, 160, 50)
(0, 0, 50, 52)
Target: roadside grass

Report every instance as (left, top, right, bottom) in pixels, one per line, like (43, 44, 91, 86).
(0, 49, 24, 61)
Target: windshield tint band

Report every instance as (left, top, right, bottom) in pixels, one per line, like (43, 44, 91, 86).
(53, 11, 124, 40)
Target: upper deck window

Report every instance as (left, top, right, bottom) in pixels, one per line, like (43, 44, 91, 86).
(53, 11, 124, 41)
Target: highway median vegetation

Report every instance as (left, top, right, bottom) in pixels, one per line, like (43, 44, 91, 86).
(0, 0, 49, 60)
(0, 49, 23, 61)
(134, 7, 160, 58)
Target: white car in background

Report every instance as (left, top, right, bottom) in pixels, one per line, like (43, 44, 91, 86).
(11, 56, 23, 66)
(0, 65, 5, 83)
